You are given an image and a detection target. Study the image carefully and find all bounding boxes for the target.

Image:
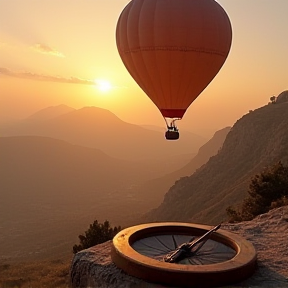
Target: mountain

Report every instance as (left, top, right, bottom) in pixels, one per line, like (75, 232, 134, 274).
(130, 127, 230, 208)
(28, 104, 75, 120)
(145, 100, 288, 224)
(0, 106, 206, 174)
(173, 127, 231, 178)
(0, 136, 157, 261)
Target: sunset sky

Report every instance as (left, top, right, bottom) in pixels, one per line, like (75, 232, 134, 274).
(1, 0, 287, 137)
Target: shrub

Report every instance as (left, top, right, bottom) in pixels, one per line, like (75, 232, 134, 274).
(73, 220, 121, 253)
(227, 161, 288, 222)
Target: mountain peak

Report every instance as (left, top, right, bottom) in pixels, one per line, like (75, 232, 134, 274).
(55, 106, 124, 126)
(28, 104, 75, 120)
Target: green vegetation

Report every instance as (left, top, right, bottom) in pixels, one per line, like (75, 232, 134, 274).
(227, 161, 288, 222)
(73, 220, 121, 253)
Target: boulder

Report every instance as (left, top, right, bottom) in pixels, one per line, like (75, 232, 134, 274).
(70, 206, 288, 288)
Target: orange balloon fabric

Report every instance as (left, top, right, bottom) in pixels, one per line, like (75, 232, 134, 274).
(116, 0, 232, 118)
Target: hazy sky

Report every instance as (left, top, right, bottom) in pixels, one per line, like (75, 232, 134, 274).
(1, 0, 287, 137)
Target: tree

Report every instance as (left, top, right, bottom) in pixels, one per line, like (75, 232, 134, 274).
(227, 161, 288, 222)
(73, 220, 121, 254)
(270, 95, 276, 104)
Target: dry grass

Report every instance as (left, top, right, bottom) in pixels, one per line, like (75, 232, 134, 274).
(0, 258, 71, 288)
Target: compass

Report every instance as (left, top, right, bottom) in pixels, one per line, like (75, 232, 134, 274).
(111, 222, 257, 287)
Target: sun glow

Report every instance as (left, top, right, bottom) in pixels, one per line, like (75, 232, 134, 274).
(95, 79, 112, 93)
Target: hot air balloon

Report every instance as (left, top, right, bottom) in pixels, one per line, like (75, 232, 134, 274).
(116, 0, 232, 140)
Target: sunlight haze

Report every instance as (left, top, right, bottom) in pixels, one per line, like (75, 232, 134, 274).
(1, 1, 288, 285)
(0, 0, 287, 137)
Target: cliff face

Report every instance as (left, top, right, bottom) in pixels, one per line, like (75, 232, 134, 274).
(146, 102, 288, 224)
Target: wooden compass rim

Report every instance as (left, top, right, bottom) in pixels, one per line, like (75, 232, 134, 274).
(111, 222, 257, 287)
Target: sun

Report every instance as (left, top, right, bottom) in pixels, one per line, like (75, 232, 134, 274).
(94, 79, 112, 93)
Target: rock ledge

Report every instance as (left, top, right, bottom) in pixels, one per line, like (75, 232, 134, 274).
(71, 206, 288, 288)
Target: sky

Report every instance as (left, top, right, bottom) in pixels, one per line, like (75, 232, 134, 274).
(0, 0, 287, 137)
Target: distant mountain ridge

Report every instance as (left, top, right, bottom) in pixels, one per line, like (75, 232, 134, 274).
(0, 105, 206, 261)
(28, 104, 75, 120)
(0, 106, 206, 166)
(146, 101, 288, 224)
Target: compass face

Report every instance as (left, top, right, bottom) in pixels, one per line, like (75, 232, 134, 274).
(132, 234, 236, 265)
(111, 222, 257, 287)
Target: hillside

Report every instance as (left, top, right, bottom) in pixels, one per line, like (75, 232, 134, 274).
(0, 136, 159, 261)
(0, 106, 205, 167)
(145, 101, 288, 224)
(130, 127, 230, 207)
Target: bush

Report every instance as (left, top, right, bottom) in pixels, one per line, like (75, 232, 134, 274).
(227, 161, 288, 222)
(73, 220, 121, 253)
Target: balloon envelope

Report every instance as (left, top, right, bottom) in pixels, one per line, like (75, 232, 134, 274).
(116, 0, 232, 119)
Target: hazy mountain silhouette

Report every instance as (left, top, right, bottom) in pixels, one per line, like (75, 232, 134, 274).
(0, 106, 206, 174)
(0, 136, 161, 260)
(130, 127, 230, 207)
(0, 106, 206, 261)
(145, 101, 288, 224)
(28, 104, 75, 120)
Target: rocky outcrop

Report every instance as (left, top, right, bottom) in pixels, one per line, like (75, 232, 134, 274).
(70, 206, 288, 288)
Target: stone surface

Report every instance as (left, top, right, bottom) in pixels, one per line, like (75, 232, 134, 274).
(70, 206, 288, 288)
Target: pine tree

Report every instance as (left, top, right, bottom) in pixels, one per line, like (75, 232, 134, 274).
(73, 220, 121, 253)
